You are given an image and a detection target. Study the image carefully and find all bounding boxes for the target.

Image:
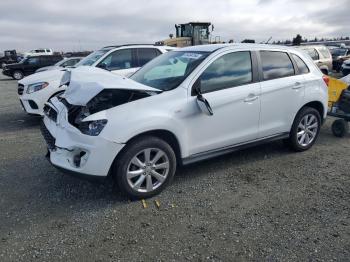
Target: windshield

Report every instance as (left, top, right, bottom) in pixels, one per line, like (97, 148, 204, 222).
(131, 51, 210, 91)
(55, 59, 66, 66)
(331, 48, 347, 57)
(75, 49, 109, 67)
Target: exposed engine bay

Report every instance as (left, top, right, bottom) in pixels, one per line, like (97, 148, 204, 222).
(61, 89, 159, 128)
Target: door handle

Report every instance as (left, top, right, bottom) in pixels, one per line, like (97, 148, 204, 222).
(292, 82, 303, 90)
(244, 94, 259, 102)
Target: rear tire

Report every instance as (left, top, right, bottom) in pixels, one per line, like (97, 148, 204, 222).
(331, 119, 348, 137)
(114, 136, 177, 199)
(12, 70, 24, 80)
(287, 107, 321, 152)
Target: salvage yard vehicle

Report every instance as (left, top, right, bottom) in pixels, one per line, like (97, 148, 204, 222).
(297, 45, 332, 75)
(342, 59, 350, 76)
(2, 55, 63, 80)
(327, 76, 350, 137)
(156, 22, 212, 47)
(41, 44, 328, 199)
(18, 45, 173, 116)
(35, 57, 83, 73)
(330, 47, 350, 72)
(25, 48, 54, 57)
(0, 50, 19, 68)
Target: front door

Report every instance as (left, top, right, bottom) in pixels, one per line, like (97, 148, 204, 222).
(96, 48, 138, 77)
(185, 51, 261, 155)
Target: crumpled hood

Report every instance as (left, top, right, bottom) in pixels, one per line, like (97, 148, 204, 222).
(19, 68, 66, 85)
(63, 67, 159, 106)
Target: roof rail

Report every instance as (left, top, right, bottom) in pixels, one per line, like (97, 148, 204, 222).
(102, 44, 157, 49)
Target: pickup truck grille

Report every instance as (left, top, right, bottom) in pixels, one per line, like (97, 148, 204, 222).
(18, 84, 24, 95)
(43, 104, 57, 122)
(40, 122, 56, 150)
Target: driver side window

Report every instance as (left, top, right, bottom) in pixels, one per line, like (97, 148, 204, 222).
(99, 49, 134, 70)
(200, 51, 253, 94)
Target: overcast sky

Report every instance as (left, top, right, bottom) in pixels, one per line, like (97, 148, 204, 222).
(0, 0, 349, 52)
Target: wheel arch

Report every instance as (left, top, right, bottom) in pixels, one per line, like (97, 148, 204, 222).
(12, 69, 24, 79)
(48, 90, 65, 101)
(300, 101, 325, 123)
(115, 129, 183, 167)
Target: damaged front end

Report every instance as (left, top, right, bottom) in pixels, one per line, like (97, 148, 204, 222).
(61, 88, 157, 136)
(49, 67, 162, 136)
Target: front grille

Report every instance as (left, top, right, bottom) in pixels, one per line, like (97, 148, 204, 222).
(18, 84, 24, 95)
(43, 104, 57, 122)
(40, 121, 56, 150)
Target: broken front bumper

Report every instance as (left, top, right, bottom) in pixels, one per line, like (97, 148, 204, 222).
(41, 99, 125, 177)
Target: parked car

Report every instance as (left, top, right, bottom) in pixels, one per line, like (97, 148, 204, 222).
(35, 57, 83, 73)
(342, 59, 350, 76)
(41, 44, 328, 199)
(2, 55, 63, 80)
(297, 45, 332, 75)
(25, 48, 53, 57)
(0, 50, 20, 68)
(330, 47, 350, 72)
(18, 45, 174, 116)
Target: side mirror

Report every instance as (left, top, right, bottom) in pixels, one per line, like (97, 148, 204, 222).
(193, 78, 213, 116)
(97, 62, 108, 70)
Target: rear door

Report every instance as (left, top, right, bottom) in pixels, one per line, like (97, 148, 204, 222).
(258, 51, 305, 138)
(136, 48, 161, 67)
(41, 56, 53, 66)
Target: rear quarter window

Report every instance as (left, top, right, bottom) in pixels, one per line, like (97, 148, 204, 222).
(291, 54, 310, 74)
(260, 51, 295, 81)
(318, 47, 331, 59)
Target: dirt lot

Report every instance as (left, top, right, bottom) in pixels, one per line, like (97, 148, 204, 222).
(0, 71, 349, 261)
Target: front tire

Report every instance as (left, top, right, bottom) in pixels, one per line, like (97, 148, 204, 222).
(114, 136, 177, 199)
(287, 107, 321, 152)
(12, 70, 24, 80)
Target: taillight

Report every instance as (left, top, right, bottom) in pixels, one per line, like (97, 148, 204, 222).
(323, 75, 330, 87)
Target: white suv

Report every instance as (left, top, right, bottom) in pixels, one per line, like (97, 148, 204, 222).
(18, 45, 173, 116)
(42, 44, 328, 199)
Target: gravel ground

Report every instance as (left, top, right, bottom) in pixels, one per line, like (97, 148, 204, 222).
(0, 71, 349, 261)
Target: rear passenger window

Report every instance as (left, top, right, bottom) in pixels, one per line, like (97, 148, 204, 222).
(200, 51, 252, 93)
(292, 54, 310, 74)
(260, 51, 295, 81)
(137, 48, 161, 67)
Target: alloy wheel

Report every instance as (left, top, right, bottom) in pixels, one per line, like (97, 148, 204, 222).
(13, 72, 23, 80)
(297, 114, 319, 147)
(126, 148, 170, 193)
